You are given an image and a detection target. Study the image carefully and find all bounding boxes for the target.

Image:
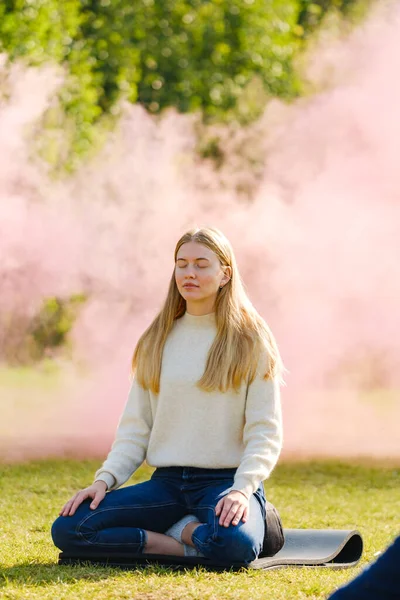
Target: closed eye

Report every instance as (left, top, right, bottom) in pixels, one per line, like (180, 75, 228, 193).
(176, 264, 208, 269)
(176, 260, 209, 268)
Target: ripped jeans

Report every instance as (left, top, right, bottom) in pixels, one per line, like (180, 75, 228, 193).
(51, 466, 266, 564)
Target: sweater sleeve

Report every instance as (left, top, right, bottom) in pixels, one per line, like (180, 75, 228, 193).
(232, 350, 283, 499)
(94, 377, 153, 491)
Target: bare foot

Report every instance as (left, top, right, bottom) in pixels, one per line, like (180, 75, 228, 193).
(144, 530, 185, 555)
(181, 521, 202, 547)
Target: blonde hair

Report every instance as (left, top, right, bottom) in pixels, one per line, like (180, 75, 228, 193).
(132, 227, 285, 393)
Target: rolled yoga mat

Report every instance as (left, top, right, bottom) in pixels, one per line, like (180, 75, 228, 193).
(58, 528, 363, 572)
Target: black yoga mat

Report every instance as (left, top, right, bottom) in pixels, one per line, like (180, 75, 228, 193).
(58, 528, 363, 572)
(253, 529, 363, 570)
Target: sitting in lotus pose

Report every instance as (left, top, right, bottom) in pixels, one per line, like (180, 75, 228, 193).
(51, 226, 284, 564)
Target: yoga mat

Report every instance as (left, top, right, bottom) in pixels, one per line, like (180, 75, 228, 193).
(58, 528, 363, 572)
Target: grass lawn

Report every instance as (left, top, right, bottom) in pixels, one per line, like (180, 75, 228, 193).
(0, 460, 398, 600)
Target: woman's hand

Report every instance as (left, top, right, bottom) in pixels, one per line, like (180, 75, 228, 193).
(215, 490, 249, 527)
(59, 480, 108, 517)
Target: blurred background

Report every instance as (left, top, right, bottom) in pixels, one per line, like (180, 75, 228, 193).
(1, 0, 399, 463)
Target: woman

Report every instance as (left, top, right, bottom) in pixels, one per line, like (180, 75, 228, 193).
(52, 227, 284, 564)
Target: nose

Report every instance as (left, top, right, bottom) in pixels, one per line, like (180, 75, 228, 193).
(184, 266, 196, 278)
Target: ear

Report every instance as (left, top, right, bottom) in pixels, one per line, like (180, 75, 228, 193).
(221, 266, 232, 286)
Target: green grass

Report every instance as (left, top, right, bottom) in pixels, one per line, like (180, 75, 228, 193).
(0, 460, 398, 599)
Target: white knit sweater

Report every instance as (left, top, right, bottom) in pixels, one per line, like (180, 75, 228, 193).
(95, 311, 283, 498)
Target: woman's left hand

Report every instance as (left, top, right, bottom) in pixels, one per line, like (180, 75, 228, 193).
(215, 490, 249, 527)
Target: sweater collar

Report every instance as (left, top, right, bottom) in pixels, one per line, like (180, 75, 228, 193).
(180, 311, 216, 328)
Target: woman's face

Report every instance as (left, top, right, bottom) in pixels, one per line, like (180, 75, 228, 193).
(175, 241, 231, 309)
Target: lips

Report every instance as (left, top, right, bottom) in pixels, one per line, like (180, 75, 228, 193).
(183, 283, 198, 288)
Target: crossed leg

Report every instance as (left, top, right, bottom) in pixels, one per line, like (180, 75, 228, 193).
(52, 477, 187, 556)
(184, 483, 265, 564)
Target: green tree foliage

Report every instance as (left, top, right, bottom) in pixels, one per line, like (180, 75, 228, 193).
(29, 294, 86, 360)
(0, 0, 81, 62)
(0, 0, 371, 168)
(131, 0, 301, 115)
(297, 0, 370, 35)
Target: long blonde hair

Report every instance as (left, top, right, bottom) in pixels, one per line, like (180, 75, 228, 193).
(132, 227, 284, 393)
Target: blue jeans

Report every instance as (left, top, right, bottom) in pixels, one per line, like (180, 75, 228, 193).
(328, 535, 400, 599)
(51, 467, 267, 564)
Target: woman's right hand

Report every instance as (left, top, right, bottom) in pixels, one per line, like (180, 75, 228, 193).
(59, 480, 108, 517)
